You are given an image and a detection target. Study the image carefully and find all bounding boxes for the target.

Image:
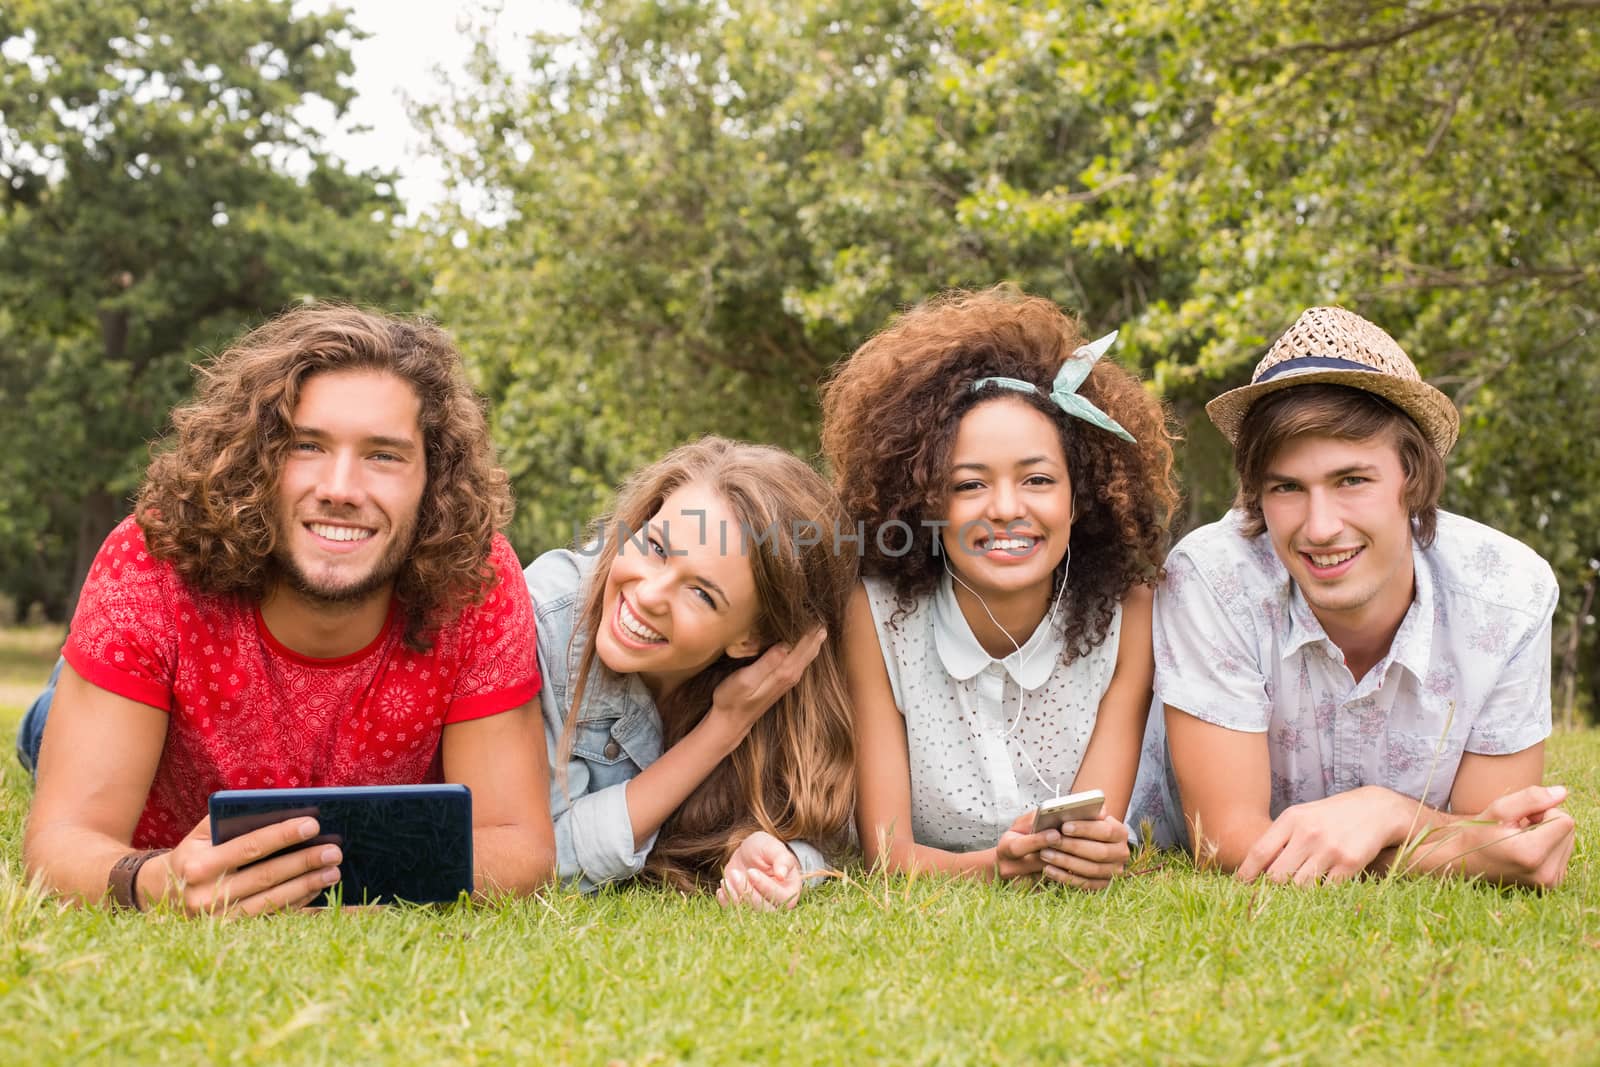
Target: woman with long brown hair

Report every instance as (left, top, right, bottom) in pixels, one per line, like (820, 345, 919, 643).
(822, 286, 1179, 890)
(524, 436, 856, 906)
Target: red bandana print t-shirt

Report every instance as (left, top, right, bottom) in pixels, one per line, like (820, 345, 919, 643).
(64, 517, 540, 848)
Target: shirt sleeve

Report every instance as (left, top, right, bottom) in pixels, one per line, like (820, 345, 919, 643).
(443, 535, 542, 724)
(1126, 693, 1188, 850)
(1465, 567, 1558, 755)
(1152, 550, 1274, 733)
(525, 549, 657, 892)
(543, 692, 657, 892)
(786, 838, 832, 888)
(61, 518, 178, 712)
(550, 774, 655, 892)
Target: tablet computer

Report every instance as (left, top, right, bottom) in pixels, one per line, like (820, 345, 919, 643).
(209, 784, 474, 905)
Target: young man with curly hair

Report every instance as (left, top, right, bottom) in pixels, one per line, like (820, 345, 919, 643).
(19, 306, 554, 914)
(1132, 307, 1574, 888)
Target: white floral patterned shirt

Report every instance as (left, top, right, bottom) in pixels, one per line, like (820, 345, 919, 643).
(1128, 509, 1557, 848)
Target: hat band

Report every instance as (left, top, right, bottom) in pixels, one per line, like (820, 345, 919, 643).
(1256, 355, 1381, 383)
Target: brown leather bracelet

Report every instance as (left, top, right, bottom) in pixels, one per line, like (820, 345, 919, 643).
(108, 848, 171, 911)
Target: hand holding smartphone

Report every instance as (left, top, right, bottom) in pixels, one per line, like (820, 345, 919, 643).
(1031, 788, 1106, 834)
(1031, 789, 1129, 892)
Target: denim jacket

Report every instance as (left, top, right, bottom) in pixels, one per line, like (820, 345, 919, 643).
(525, 549, 827, 892)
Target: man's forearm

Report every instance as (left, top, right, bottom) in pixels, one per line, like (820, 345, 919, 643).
(23, 819, 142, 905)
(1183, 809, 1275, 872)
(1361, 791, 1548, 882)
(471, 822, 556, 898)
(1381, 807, 1568, 886)
(1223, 784, 1572, 887)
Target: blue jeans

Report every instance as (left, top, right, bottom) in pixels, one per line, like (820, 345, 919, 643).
(16, 657, 61, 781)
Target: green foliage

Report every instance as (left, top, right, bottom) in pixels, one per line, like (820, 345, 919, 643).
(424, 0, 1599, 716)
(419, 0, 1142, 553)
(1108, 0, 1598, 711)
(0, 0, 422, 616)
(1076, 0, 1600, 711)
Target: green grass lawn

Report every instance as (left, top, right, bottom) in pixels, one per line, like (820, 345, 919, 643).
(0, 624, 62, 711)
(1, 629, 1597, 1064)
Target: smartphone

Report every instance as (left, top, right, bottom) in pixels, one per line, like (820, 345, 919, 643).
(209, 784, 474, 905)
(1031, 788, 1106, 834)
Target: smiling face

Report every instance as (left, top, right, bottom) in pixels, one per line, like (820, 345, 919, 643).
(937, 396, 1074, 602)
(271, 369, 427, 607)
(594, 483, 764, 697)
(1259, 431, 1416, 637)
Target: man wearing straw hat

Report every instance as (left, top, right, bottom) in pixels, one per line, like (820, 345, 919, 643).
(1131, 306, 1575, 887)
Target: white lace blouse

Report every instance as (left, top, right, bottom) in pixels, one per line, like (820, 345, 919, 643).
(864, 573, 1122, 852)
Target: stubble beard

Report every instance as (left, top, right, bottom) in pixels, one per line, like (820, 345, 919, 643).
(273, 514, 420, 608)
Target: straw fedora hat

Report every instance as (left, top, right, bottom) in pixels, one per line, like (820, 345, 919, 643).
(1205, 306, 1460, 457)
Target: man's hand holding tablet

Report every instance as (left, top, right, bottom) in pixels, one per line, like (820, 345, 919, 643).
(209, 785, 474, 906)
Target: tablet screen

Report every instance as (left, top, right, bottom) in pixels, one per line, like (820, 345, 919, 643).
(210, 784, 473, 905)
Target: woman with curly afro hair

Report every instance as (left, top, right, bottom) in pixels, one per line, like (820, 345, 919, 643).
(821, 285, 1179, 890)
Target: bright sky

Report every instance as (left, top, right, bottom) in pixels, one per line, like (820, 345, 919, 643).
(294, 0, 578, 218)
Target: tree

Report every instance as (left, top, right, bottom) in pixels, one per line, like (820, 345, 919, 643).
(420, 0, 1145, 552)
(1058, 0, 1600, 715)
(0, 0, 422, 618)
(424, 0, 1598, 716)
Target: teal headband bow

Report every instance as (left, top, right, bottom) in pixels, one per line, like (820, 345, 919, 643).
(970, 330, 1135, 444)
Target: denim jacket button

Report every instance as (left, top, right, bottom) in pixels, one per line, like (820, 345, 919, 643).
(603, 739, 621, 759)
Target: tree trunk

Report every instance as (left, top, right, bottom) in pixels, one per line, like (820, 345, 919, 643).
(64, 490, 123, 624)
(60, 306, 135, 623)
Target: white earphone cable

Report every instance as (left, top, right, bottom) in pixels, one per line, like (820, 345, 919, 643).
(941, 541, 1071, 797)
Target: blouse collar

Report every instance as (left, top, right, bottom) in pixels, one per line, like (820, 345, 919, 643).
(931, 571, 1065, 690)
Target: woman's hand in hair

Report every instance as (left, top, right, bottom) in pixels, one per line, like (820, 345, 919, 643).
(716, 831, 802, 911)
(994, 811, 1056, 882)
(1038, 814, 1131, 892)
(707, 627, 828, 740)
